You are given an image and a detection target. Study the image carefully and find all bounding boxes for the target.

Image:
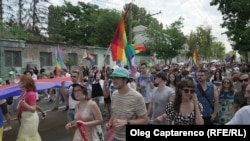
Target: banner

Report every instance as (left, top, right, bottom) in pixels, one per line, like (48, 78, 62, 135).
(0, 77, 72, 99)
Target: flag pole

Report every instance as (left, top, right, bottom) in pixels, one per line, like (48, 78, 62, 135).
(102, 44, 111, 69)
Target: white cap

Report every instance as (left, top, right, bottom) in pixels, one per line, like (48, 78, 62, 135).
(163, 66, 169, 70)
(112, 65, 119, 70)
(234, 67, 239, 71)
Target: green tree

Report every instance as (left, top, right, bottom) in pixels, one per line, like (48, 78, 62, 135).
(95, 9, 121, 47)
(210, 41, 226, 61)
(187, 25, 214, 60)
(47, 5, 65, 42)
(210, 0, 250, 52)
(145, 17, 187, 64)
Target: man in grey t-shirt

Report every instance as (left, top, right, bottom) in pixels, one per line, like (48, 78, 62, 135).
(147, 72, 175, 125)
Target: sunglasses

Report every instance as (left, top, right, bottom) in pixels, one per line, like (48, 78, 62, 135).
(71, 76, 77, 78)
(239, 78, 249, 83)
(183, 88, 194, 94)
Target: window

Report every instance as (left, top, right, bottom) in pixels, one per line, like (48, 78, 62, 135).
(68, 53, 78, 65)
(5, 51, 22, 67)
(40, 52, 52, 66)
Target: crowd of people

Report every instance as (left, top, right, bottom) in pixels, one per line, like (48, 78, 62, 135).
(0, 61, 250, 140)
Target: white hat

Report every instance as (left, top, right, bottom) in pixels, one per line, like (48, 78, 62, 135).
(234, 67, 239, 71)
(163, 66, 169, 70)
(9, 71, 14, 75)
(112, 65, 119, 70)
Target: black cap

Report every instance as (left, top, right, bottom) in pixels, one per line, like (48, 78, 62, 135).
(156, 72, 167, 81)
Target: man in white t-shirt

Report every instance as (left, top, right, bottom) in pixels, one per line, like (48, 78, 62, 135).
(61, 69, 80, 137)
(226, 83, 250, 125)
(52, 68, 71, 111)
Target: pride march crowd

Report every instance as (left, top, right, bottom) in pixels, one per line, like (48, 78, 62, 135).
(0, 60, 250, 141)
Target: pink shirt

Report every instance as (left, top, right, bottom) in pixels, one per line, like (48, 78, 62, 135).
(20, 91, 37, 112)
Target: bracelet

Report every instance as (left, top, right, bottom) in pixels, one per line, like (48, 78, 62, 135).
(127, 120, 130, 125)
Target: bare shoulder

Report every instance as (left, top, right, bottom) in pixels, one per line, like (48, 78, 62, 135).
(89, 100, 98, 107)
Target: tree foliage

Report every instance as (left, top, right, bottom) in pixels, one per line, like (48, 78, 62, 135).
(187, 25, 214, 60)
(210, 0, 250, 52)
(145, 17, 186, 63)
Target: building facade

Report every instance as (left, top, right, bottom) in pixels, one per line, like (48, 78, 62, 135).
(0, 38, 150, 81)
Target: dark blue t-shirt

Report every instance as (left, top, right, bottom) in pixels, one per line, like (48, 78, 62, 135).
(0, 108, 3, 128)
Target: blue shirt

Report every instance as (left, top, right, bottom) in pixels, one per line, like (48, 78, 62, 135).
(0, 108, 3, 128)
(194, 82, 214, 117)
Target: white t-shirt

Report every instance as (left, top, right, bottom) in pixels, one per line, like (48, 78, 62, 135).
(13, 79, 21, 100)
(68, 86, 79, 109)
(226, 105, 250, 125)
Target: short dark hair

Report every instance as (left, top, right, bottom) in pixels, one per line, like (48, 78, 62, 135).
(140, 62, 147, 67)
(71, 84, 89, 101)
(23, 70, 33, 75)
(197, 68, 208, 74)
(156, 72, 167, 81)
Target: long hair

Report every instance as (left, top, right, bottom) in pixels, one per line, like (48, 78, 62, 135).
(166, 73, 177, 87)
(19, 75, 36, 92)
(173, 79, 195, 113)
(220, 77, 235, 92)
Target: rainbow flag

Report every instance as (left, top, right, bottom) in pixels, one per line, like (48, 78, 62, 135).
(56, 46, 67, 71)
(125, 44, 146, 77)
(111, 4, 131, 62)
(192, 49, 199, 70)
(125, 44, 146, 66)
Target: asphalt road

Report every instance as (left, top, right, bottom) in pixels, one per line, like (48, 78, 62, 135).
(3, 97, 72, 141)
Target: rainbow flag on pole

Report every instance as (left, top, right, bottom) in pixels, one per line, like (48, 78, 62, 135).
(56, 46, 67, 71)
(192, 49, 199, 70)
(111, 4, 131, 62)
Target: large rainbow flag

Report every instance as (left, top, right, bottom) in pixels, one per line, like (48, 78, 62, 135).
(110, 4, 146, 69)
(56, 46, 67, 72)
(110, 4, 131, 62)
(192, 49, 199, 70)
(0, 77, 72, 99)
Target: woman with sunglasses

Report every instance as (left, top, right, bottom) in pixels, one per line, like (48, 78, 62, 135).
(217, 77, 235, 125)
(162, 79, 204, 125)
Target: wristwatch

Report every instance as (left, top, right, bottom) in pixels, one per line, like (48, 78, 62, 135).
(127, 120, 130, 125)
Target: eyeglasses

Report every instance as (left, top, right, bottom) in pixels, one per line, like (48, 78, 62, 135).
(71, 76, 77, 78)
(239, 78, 249, 83)
(183, 88, 194, 94)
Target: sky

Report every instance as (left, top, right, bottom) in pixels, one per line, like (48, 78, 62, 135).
(50, 0, 232, 53)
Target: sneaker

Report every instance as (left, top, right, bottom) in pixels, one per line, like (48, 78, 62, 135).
(41, 113, 46, 119)
(62, 106, 69, 112)
(3, 126, 12, 132)
(48, 99, 53, 104)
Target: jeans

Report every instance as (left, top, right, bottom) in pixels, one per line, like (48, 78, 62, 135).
(67, 109, 75, 122)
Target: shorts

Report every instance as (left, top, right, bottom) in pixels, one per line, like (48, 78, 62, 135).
(0, 102, 8, 115)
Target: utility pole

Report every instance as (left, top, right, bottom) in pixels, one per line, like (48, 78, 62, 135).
(128, 4, 133, 44)
(128, 8, 161, 44)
